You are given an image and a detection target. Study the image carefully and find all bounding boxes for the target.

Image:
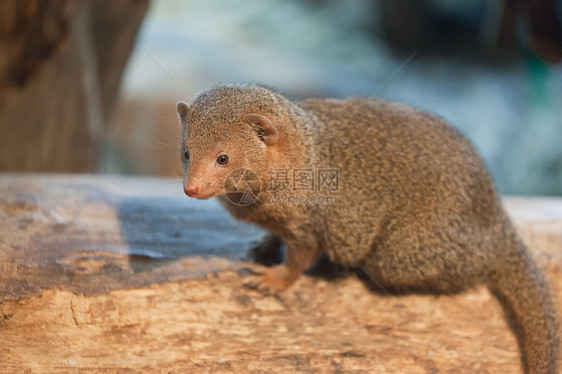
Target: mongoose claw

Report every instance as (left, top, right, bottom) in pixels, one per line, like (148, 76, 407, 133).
(245, 264, 268, 276)
(241, 264, 270, 293)
(242, 264, 294, 294)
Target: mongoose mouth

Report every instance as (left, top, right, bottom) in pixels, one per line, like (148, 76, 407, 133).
(193, 194, 216, 200)
(184, 184, 221, 200)
(186, 189, 220, 200)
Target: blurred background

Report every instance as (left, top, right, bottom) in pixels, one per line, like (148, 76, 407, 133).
(1, 0, 561, 195)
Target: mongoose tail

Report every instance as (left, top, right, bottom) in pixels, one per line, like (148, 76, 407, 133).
(488, 236, 559, 374)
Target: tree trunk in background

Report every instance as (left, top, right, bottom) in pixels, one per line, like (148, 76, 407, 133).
(0, 0, 149, 172)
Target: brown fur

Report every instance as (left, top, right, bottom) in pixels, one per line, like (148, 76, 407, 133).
(177, 83, 559, 373)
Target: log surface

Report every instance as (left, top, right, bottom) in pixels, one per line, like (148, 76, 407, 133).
(0, 174, 561, 373)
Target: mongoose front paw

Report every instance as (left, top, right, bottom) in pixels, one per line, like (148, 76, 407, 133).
(244, 264, 297, 293)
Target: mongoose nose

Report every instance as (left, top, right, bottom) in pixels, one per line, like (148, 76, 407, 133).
(184, 186, 199, 197)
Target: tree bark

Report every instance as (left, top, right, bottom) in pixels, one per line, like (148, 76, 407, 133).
(0, 0, 149, 172)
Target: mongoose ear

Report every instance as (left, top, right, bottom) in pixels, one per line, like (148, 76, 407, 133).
(176, 101, 190, 127)
(245, 113, 278, 146)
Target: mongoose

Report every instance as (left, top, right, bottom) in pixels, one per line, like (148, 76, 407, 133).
(176, 83, 559, 373)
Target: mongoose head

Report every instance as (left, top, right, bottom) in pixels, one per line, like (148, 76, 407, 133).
(177, 84, 283, 200)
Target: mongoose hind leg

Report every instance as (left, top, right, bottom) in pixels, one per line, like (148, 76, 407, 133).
(360, 234, 485, 294)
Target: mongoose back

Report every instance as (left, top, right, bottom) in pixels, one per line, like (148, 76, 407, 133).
(177, 83, 559, 373)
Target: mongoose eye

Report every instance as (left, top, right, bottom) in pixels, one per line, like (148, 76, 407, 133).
(217, 154, 229, 165)
(183, 149, 190, 162)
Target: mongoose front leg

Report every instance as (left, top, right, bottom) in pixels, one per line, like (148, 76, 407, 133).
(256, 239, 321, 292)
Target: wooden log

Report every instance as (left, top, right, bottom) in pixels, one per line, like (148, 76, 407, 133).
(0, 174, 561, 373)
